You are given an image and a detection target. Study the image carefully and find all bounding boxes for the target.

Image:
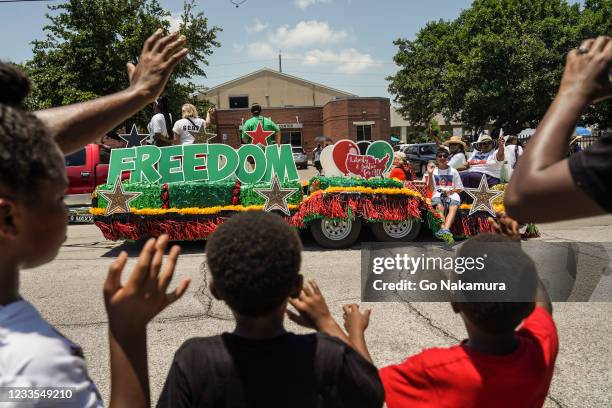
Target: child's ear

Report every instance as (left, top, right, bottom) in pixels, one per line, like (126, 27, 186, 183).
(290, 274, 304, 298)
(209, 281, 223, 301)
(0, 198, 18, 238)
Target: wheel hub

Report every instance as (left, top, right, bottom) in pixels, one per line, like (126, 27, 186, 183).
(382, 219, 414, 239)
(321, 219, 352, 241)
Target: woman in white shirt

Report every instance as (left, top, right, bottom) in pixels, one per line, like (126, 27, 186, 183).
(443, 136, 468, 170)
(172, 104, 213, 145)
(459, 133, 505, 188)
(147, 96, 173, 146)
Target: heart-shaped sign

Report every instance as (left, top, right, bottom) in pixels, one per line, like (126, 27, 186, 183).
(366, 141, 394, 173)
(332, 139, 359, 175)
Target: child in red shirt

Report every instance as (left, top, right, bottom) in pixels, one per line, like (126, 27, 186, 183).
(344, 230, 558, 408)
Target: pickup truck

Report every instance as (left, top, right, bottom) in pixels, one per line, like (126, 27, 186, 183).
(64, 143, 113, 222)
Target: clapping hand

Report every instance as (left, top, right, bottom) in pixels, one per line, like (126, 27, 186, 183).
(104, 235, 191, 338)
(127, 30, 189, 103)
(287, 280, 333, 330)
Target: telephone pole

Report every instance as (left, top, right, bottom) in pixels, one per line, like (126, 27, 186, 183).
(279, 50, 282, 73)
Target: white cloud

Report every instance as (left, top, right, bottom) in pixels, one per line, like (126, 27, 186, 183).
(268, 20, 347, 49)
(246, 42, 277, 59)
(295, 0, 332, 10)
(245, 19, 268, 33)
(165, 13, 183, 32)
(303, 48, 383, 74)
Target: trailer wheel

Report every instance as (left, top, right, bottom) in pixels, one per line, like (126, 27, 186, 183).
(370, 219, 422, 242)
(310, 218, 362, 249)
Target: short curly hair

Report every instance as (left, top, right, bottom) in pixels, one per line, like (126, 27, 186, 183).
(455, 233, 537, 334)
(0, 105, 65, 202)
(0, 62, 30, 108)
(206, 211, 302, 316)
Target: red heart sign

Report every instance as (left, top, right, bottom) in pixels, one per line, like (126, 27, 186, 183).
(332, 140, 359, 175)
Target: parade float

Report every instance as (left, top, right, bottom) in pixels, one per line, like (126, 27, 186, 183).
(90, 131, 536, 249)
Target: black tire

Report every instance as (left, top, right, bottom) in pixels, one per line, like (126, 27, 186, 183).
(310, 218, 362, 249)
(370, 219, 422, 242)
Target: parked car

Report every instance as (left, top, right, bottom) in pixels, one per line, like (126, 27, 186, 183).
(292, 146, 308, 169)
(400, 143, 438, 176)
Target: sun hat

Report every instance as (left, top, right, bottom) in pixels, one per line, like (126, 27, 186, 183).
(474, 134, 494, 145)
(443, 136, 467, 149)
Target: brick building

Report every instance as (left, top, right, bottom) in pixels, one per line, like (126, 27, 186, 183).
(198, 68, 391, 152)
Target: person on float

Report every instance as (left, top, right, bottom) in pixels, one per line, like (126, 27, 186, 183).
(506, 36, 612, 223)
(459, 132, 505, 188)
(426, 149, 464, 240)
(388, 151, 413, 181)
(241, 103, 281, 146)
(172, 103, 213, 145)
(443, 136, 468, 170)
(147, 96, 174, 146)
(503, 135, 524, 180)
(313, 143, 323, 175)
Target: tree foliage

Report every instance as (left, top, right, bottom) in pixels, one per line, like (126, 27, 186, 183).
(25, 0, 221, 129)
(388, 0, 611, 132)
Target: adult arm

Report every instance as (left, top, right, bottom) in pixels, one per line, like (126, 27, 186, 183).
(505, 37, 612, 223)
(104, 236, 191, 408)
(35, 30, 188, 155)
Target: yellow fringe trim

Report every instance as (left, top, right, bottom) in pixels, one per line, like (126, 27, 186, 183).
(321, 186, 425, 200)
(91, 204, 300, 216)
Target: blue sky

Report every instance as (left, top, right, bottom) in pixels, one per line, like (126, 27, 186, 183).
(0, 0, 582, 99)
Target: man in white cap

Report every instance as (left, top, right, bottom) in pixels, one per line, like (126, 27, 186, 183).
(460, 132, 505, 188)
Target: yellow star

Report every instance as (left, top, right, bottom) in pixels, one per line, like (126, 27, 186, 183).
(98, 178, 142, 216)
(464, 175, 504, 216)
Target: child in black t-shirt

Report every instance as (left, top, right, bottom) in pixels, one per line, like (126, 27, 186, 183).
(157, 212, 384, 408)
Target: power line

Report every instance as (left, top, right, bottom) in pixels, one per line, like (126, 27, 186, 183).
(0, 0, 57, 3)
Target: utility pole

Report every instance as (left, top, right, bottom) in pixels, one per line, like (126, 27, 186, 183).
(279, 50, 282, 73)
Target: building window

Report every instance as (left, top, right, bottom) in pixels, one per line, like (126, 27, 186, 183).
(357, 125, 372, 141)
(281, 131, 302, 146)
(229, 96, 249, 109)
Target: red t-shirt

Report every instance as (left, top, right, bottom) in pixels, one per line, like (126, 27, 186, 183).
(380, 307, 558, 408)
(389, 167, 407, 181)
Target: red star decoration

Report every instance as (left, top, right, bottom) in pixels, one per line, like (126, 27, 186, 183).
(245, 122, 275, 146)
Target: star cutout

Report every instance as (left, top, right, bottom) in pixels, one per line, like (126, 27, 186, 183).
(464, 174, 504, 216)
(188, 127, 217, 144)
(245, 121, 275, 146)
(119, 124, 149, 148)
(98, 177, 142, 216)
(254, 175, 299, 216)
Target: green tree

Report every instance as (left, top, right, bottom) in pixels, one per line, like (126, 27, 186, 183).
(579, 0, 612, 128)
(25, 0, 221, 130)
(388, 0, 596, 133)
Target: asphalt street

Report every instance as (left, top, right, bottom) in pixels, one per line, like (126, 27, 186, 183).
(21, 166, 612, 407)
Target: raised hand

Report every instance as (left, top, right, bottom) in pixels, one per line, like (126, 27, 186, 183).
(342, 304, 371, 335)
(560, 36, 612, 103)
(489, 212, 521, 242)
(126, 29, 189, 103)
(287, 279, 333, 330)
(104, 235, 191, 338)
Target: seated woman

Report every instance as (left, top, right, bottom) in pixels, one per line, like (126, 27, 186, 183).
(460, 133, 505, 188)
(388, 151, 413, 181)
(426, 149, 464, 240)
(443, 136, 468, 170)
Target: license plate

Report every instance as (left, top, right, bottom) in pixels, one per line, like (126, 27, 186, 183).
(69, 214, 94, 223)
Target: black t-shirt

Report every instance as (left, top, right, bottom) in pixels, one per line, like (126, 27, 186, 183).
(156, 332, 384, 408)
(568, 132, 612, 212)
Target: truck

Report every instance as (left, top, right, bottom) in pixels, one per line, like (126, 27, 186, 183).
(64, 143, 112, 223)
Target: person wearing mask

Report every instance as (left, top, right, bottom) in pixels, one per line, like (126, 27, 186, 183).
(443, 136, 468, 170)
(172, 104, 213, 145)
(506, 36, 612, 223)
(147, 96, 174, 146)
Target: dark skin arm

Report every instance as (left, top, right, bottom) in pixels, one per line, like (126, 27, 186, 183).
(342, 304, 374, 364)
(104, 235, 191, 408)
(35, 29, 188, 155)
(287, 280, 354, 347)
(505, 36, 612, 223)
(490, 213, 553, 315)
